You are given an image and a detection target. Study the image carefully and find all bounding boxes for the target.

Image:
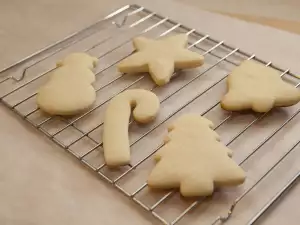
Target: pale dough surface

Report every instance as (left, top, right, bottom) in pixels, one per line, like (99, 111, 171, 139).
(221, 60, 300, 112)
(117, 34, 204, 86)
(103, 89, 160, 167)
(37, 53, 98, 116)
(147, 114, 245, 197)
(56, 52, 98, 70)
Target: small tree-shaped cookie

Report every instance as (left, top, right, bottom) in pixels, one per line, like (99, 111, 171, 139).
(147, 114, 245, 197)
(221, 60, 300, 112)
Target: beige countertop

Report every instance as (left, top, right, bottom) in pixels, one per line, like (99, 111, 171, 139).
(177, 0, 300, 34)
(0, 1, 300, 225)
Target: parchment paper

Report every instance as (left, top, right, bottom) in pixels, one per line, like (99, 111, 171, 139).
(0, 1, 300, 225)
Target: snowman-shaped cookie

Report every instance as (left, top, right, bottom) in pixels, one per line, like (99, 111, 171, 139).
(37, 53, 98, 116)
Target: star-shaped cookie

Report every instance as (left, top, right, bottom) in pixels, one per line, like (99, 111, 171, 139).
(117, 34, 204, 86)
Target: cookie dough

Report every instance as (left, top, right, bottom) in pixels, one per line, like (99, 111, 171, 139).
(221, 60, 300, 112)
(147, 114, 245, 197)
(37, 53, 98, 116)
(56, 52, 98, 69)
(103, 89, 160, 167)
(117, 34, 204, 86)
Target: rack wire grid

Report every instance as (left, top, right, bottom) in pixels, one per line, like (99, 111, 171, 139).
(1, 4, 300, 225)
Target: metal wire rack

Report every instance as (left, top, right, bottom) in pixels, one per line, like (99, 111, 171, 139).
(1, 4, 299, 225)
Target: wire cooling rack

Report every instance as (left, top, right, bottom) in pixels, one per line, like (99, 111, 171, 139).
(1, 4, 300, 225)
